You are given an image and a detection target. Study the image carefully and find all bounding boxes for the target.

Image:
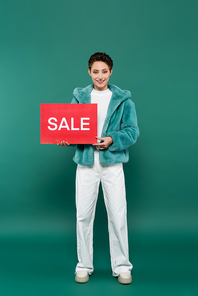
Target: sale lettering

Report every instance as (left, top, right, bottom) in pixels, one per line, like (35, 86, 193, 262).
(48, 117, 90, 131)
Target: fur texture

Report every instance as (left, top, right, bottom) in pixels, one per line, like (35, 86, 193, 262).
(71, 84, 139, 166)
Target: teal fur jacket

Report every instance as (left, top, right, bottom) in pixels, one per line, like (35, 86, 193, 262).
(71, 84, 139, 166)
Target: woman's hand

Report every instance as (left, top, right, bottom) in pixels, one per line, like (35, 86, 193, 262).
(57, 141, 70, 146)
(93, 136, 113, 150)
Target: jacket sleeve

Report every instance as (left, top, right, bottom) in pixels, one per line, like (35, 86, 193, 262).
(107, 99, 140, 152)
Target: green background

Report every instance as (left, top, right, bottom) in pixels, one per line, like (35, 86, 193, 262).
(0, 0, 198, 295)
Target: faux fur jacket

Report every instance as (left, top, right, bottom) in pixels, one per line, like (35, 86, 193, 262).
(71, 84, 139, 166)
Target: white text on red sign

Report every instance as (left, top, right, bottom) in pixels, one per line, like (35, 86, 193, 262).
(48, 117, 90, 131)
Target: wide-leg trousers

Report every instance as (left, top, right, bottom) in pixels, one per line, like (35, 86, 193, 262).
(75, 150, 133, 276)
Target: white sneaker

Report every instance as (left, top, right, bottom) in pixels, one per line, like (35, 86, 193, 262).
(118, 272, 132, 285)
(75, 271, 89, 283)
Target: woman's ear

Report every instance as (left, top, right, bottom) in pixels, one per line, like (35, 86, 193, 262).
(110, 69, 113, 75)
(88, 68, 91, 76)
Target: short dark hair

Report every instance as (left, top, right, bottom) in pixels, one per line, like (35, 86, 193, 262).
(88, 52, 113, 70)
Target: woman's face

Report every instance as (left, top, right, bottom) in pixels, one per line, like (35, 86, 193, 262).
(88, 61, 112, 91)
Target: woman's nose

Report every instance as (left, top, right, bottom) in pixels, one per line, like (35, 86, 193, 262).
(98, 72, 103, 79)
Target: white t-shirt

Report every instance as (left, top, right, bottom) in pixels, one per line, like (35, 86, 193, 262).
(91, 88, 112, 140)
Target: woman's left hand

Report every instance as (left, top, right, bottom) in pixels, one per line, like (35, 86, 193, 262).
(93, 136, 113, 150)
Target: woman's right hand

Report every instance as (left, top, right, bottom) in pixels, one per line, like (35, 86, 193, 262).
(57, 141, 70, 146)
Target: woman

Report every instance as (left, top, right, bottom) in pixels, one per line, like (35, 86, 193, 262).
(59, 52, 139, 284)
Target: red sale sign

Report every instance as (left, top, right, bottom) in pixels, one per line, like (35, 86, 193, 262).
(40, 104, 97, 144)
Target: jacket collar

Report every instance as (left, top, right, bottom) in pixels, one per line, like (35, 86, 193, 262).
(73, 84, 93, 104)
(73, 84, 131, 104)
(73, 84, 131, 135)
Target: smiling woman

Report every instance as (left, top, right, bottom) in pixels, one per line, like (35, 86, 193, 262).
(58, 52, 139, 284)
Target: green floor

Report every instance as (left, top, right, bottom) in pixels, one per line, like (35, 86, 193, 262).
(0, 233, 197, 296)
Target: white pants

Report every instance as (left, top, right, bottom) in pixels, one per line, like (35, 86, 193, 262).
(75, 150, 133, 276)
